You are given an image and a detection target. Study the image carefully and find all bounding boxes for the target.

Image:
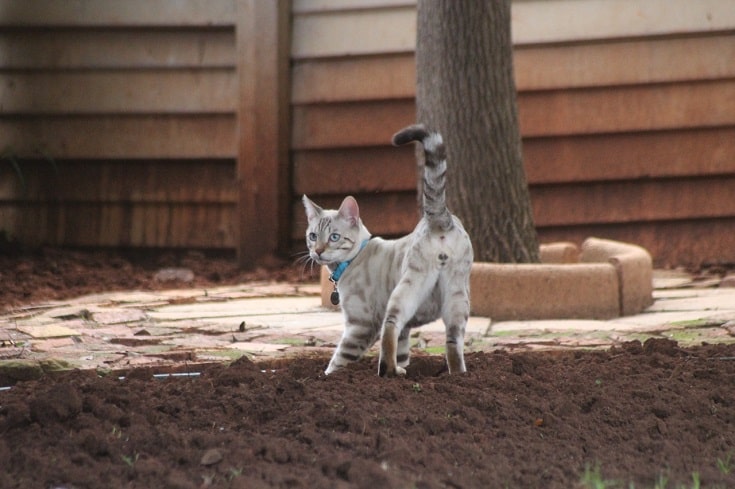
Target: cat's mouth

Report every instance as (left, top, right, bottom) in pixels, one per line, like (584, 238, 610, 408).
(310, 253, 332, 266)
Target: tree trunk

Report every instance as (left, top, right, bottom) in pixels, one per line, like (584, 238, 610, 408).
(416, 0, 539, 263)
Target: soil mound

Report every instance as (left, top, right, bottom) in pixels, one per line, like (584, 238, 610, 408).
(2, 341, 735, 488)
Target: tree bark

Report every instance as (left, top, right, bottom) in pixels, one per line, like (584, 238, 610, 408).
(416, 0, 539, 263)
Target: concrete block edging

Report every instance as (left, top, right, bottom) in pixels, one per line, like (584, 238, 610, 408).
(320, 237, 653, 321)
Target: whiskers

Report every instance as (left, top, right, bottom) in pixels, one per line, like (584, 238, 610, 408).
(292, 251, 320, 280)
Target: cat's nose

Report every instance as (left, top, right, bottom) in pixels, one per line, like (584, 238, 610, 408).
(315, 246, 325, 256)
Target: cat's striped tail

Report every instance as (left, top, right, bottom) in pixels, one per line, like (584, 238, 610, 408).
(392, 124, 453, 232)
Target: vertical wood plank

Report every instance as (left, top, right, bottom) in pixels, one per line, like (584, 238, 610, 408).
(236, 0, 291, 268)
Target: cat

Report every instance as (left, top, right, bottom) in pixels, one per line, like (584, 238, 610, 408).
(302, 124, 473, 377)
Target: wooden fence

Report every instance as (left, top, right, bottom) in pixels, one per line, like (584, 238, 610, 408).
(0, 0, 239, 248)
(289, 0, 735, 266)
(1, 0, 734, 267)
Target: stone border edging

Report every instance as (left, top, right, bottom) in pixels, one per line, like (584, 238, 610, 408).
(320, 237, 653, 321)
(580, 237, 654, 317)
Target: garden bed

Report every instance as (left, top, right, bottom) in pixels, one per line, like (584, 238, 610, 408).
(2, 341, 734, 488)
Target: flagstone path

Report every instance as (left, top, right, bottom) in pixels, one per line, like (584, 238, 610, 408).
(1, 271, 734, 380)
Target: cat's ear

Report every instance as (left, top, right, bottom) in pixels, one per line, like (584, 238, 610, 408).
(302, 195, 322, 221)
(338, 196, 360, 227)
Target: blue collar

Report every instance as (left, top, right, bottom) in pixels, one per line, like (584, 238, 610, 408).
(330, 239, 370, 283)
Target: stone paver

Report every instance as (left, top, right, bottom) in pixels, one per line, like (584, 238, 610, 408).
(1, 274, 734, 381)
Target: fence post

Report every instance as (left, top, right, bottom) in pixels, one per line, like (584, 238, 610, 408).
(236, 0, 291, 268)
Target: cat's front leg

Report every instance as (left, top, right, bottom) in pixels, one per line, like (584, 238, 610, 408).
(396, 327, 412, 369)
(325, 319, 378, 375)
(324, 354, 344, 375)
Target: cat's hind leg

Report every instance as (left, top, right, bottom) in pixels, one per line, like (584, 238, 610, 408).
(441, 280, 470, 374)
(325, 319, 378, 375)
(379, 269, 438, 377)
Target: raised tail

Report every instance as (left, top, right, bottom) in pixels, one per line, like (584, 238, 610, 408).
(392, 124, 453, 232)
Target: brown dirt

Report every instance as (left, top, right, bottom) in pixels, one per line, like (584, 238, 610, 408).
(2, 248, 735, 488)
(0, 245, 313, 311)
(0, 344, 734, 488)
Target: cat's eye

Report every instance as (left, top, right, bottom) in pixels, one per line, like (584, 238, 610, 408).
(329, 233, 341, 242)
(308, 232, 317, 242)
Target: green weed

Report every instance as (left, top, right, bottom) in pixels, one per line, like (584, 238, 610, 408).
(652, 473, 668, 489)
(716, 452, 733, 475)
(579, 464, 710, 489)
(121, 453, 139, 467)
(579, 462, 617, 489)
(689, 471, 700, 489)
(273, 337, 307, 346)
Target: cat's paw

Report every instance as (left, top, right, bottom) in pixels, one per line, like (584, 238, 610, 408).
(324, 363, 341, 375)
(378, 362, 407, 377)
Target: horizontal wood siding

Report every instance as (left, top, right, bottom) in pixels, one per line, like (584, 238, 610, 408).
(3, 0, 734, 266)
(0, 1, 238, 248)
(0, 1, 235, 27)
(290, 0, 735, 266)
(0, 159, 236, 248)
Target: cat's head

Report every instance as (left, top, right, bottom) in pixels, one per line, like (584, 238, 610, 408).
(302, 195, 366, 266)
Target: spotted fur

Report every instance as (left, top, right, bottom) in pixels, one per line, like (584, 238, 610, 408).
(302, 124, 473, 377)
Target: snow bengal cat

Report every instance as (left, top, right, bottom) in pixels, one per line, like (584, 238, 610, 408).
(302, 124, 473, 377)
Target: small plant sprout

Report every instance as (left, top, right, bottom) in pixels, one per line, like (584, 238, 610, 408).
(121, 453, 139, 467)
(228, 467, 243, 480)
(689, 471, 700, 489)
(579, 462, 616, 489)
(652, 473, 668, 489)
(716, 452, 733, 475)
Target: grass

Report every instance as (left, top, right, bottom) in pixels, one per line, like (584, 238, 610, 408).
(272, 337, 307, 346)
(665, 329, 710, 344)
(667, 319, 725, 328)
(121, 453, 139, 468)
(716, 452, 732, 475)
(578, 461, 732, 489)
(579, 463, 617, 489)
